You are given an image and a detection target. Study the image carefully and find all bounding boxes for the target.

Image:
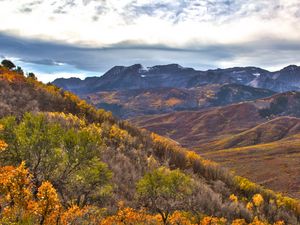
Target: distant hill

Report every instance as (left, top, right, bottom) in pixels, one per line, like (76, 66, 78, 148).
(203, 116, 300, 150)
(130, 100, 265, 149)
(84, 83, 275, 118)
(131, 91, 300, 149)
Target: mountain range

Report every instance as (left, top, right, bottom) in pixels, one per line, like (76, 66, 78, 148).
(53, 64, 300, 118)
(54, 63, 300, 93)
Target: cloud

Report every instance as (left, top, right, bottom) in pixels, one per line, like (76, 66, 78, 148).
(2, 32, 300, 83)
(0, 0, 300, 48)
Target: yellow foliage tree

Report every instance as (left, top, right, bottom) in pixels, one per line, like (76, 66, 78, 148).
(36, 181, 61, 225)
(0, 163, 104, 225)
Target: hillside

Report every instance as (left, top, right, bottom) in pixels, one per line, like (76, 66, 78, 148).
(85, 84, 275, 118)
(131, 101, 265, 149)
(202, 131, 300, 199)
(0, 63, 299, 224)
(131, 93, 300, 200)
(202, 117, 300, 150)
(131, 91, 300, 149)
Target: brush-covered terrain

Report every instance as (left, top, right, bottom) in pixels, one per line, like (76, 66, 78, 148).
(0, 61, 299, 224)
(131, 93, 300, 200)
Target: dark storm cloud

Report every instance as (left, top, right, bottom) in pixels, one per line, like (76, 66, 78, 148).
(1, 32, 300, 81)
(20, 59, 65, 66)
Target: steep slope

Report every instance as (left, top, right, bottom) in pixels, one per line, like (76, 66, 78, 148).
(1, 64, 300, 224)
(85, 84, 275, 118)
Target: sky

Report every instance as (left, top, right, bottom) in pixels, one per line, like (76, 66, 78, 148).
(1, 0, 300, 82)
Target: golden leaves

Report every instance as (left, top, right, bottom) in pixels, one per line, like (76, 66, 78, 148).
(252, 194, 264, 207)
(229, 194, 238, 203)
(0, 139, 8, 151)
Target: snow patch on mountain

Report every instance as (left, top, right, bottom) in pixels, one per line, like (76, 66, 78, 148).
(248, 78, 259, 87)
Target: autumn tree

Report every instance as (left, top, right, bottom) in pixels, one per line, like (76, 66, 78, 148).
(137, 167, 194, 225)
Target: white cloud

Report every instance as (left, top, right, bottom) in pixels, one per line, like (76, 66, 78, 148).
(0, 0, 300, 48)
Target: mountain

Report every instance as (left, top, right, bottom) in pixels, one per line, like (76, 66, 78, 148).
(130, 92, 300, 199)
(53, 64, 288, 118)
(2, 62, 299, 223)
(53, 64, 300, 94)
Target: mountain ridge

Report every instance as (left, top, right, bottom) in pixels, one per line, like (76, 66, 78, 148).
(53, 63, 300, 94)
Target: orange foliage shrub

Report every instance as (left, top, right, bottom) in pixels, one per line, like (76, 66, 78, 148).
(36, 181, 61, 225)
(201, 216, 227, 225)
(100, 207, 160, 225)
(232, 219, 247, 225)
(168, 211, 193, 225)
